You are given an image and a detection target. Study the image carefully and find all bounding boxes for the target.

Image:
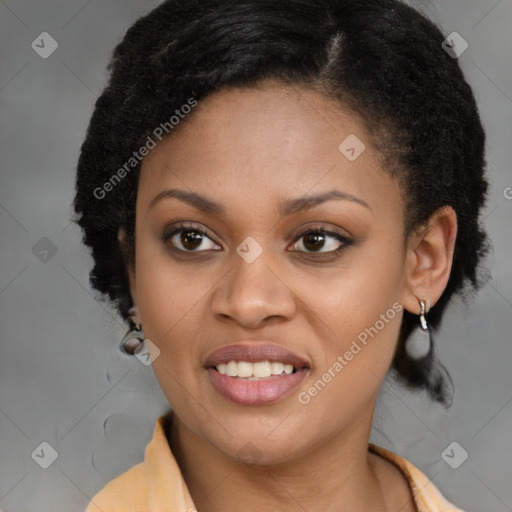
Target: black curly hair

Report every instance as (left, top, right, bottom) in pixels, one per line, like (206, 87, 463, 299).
(73, 0, 489, 406)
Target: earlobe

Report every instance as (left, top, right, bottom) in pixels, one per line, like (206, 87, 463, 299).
(402, 206, 457, 313)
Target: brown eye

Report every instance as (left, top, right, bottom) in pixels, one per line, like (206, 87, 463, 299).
(163, 225, 221, 252)
(177, 230, 204, 251)
(292, 227, 352, 254)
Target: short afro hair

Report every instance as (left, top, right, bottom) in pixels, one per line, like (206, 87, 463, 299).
(73, 0, 490, 406)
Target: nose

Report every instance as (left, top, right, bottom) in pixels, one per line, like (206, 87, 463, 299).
(210, 243, 297, 328)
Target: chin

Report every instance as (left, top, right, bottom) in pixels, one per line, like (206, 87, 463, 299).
(197, 417, 311, 465)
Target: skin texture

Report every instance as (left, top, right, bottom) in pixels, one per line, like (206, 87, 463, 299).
(122, 83, 457, 512)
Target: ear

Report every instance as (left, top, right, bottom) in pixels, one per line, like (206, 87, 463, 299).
(118, 228, 138, 307)
(402, 206, 457, 314)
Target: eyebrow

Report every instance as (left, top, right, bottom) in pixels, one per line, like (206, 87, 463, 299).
(148, 188, 372, 216)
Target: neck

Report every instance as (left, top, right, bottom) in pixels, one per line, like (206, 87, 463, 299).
(167, 398, 395, 512)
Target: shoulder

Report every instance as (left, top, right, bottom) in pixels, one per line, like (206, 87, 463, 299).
(83, 411, 190, 512)
(369, 443, 466, 512)
(84, 461, 149, 512)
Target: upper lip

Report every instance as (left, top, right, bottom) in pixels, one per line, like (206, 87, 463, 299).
(204, 342, 310, 369)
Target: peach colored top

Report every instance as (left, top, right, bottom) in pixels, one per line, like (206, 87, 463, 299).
(84, 411, 465, 512)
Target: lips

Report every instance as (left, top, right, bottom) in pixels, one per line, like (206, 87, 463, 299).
(204, 342, 310, 406)
(204, 342, 310, 369)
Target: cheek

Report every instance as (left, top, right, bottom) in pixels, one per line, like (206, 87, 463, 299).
(291, 246, 405, 433)
(308, 235, 405, 330)
(300, 233, 405, 390)
(133, 242, 207, 412)
(134, 215, 206, 321)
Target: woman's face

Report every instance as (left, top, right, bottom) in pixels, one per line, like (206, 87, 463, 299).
(130, 84, 413, 464)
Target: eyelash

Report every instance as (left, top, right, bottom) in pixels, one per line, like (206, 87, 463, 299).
(162, 222, 355, 257)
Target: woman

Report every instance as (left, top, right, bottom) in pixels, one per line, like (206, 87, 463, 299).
(73, 0, 489, 510)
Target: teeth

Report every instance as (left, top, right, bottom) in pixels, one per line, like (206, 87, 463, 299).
(283, 364, 293, 374)
(214, 360, 298, 378)
(270, 362, 284, 375)
(253, 361, 272, 378)
(226, 361, 238, 377)
(237, 361, 253, 378)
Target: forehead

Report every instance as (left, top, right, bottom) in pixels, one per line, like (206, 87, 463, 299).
(137, 84, 400, 218)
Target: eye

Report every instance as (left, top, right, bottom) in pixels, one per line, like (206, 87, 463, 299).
(290, 227, 353, 254)
(163, 223, 354, 255)
(163, 223, 221, 252)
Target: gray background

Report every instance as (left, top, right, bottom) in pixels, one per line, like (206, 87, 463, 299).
(0, 1, 511, 511)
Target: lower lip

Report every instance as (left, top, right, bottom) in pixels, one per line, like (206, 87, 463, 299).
(207, 367, 308, 406)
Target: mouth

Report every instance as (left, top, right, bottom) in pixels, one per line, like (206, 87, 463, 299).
(212, 360, 303, 379)
(204, 342, 310, 405)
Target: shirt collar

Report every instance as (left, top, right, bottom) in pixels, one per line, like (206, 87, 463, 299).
(143, 411, 461, 512)
(144, 410, 196, 511)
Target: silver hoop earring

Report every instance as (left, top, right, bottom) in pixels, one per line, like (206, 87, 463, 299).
(405, 299, 432, 360)
(120, 322, 144, 355)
